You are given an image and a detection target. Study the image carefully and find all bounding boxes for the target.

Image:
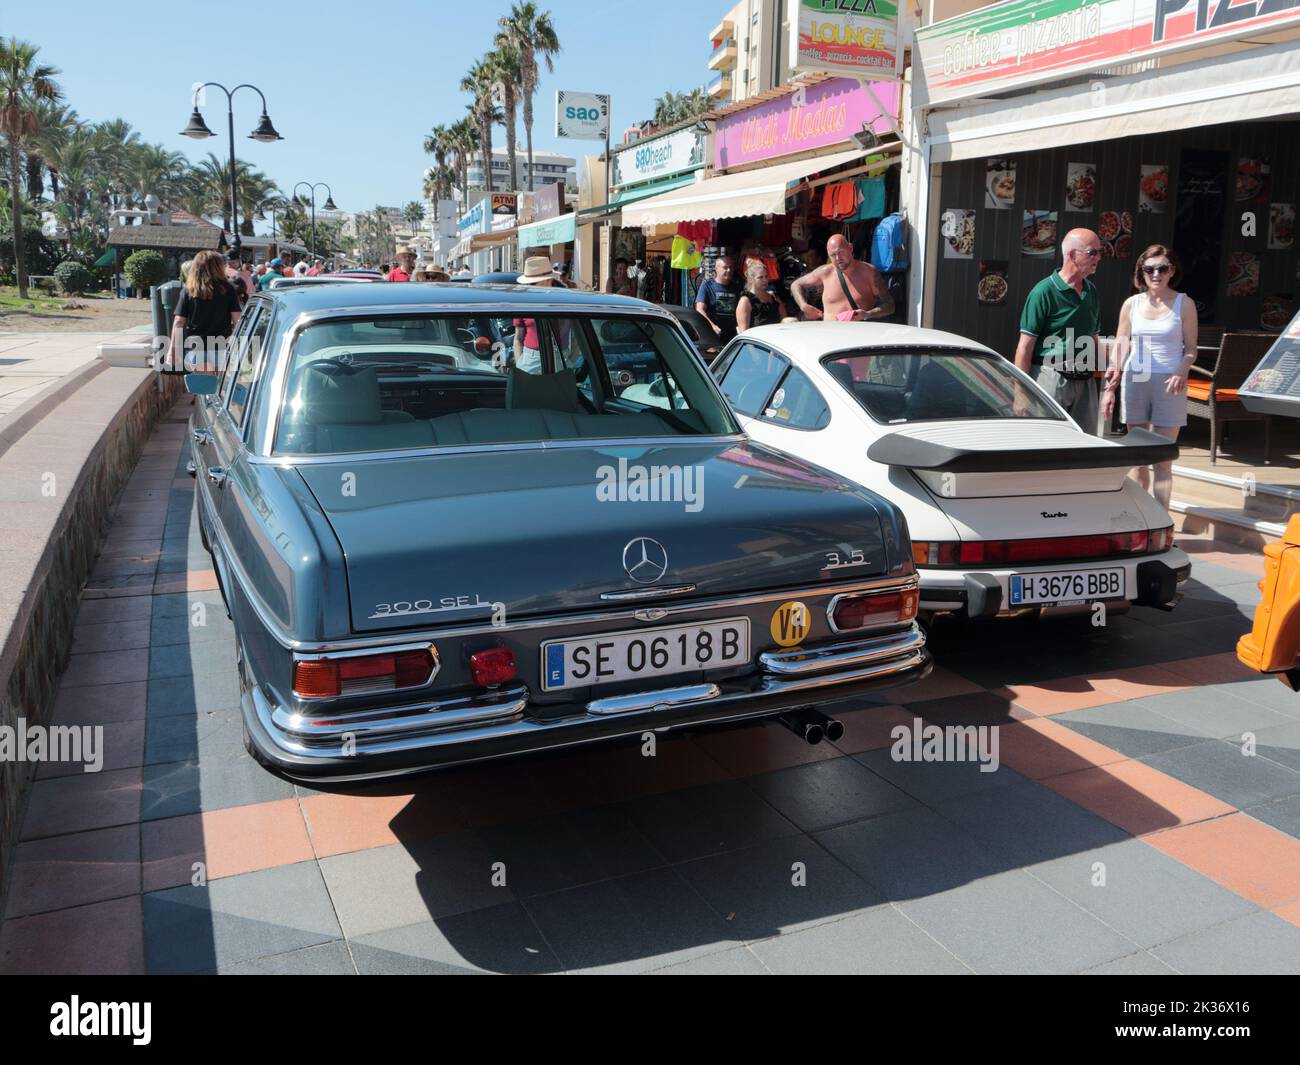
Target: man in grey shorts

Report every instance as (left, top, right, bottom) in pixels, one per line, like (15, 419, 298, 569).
(1013, 229, 1103, 434)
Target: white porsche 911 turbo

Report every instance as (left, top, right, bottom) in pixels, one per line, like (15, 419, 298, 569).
(706, 322, 1191, 621)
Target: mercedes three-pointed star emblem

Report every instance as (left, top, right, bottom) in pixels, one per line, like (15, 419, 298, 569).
(622, 537, 668, 584)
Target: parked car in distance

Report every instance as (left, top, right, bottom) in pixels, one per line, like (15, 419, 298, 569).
(185, 285, 929, 779)
(267, 275, 378, 289)
(661, 304, 724, 361)
(472, 271, 525, 285)
(710, 322, 1191, 621)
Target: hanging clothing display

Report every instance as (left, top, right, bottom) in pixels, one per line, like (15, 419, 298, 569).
(670, 235, 703, 270)
(820, 181, 861, 221)
(849, 177, 887, 221)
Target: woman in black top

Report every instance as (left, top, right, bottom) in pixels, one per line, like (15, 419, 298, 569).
(735, 259, 788, 333)
(168, 249, 241, 373)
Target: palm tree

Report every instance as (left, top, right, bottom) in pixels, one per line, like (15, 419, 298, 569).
(489, 42, 523, 192)
(462, 55, 502, 195)
(448, 116, 478, 214)
(403, 200, 425, 227)
(1, 37, 62, 298)
(496, 2, 559, 192)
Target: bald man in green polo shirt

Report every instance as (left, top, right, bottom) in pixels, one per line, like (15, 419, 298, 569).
(1013, 228, 1104, 434)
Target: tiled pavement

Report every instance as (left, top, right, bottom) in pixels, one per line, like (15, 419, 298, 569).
(4, 403, 1300, 973)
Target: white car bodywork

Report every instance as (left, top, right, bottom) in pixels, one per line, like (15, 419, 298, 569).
(714, 322, 1191, 620)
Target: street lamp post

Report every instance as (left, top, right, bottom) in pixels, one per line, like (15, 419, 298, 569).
(293, 181, 337, 261)
(180, 83, 282, 259)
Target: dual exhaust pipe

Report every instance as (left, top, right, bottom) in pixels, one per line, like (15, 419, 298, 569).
(778, 709, 845, 746)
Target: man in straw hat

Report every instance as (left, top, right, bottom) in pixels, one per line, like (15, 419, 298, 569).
(506, 255, 567, 373)
(386, 246, 416, 282)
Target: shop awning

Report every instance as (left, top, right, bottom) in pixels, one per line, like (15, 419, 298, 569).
(517, 213, 576, 248)
(449, 236, 472, 259)
(470, 227, 516, 251)
(927, 40, 1300, 163)
(577, 173, 700, 226)
(621, 148, 866, 228)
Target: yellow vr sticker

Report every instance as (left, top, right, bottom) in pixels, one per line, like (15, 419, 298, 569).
(770, 601, 810, 647)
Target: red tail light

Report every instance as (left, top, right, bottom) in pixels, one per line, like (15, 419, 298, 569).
(913, 528, 1171, 568)
(293, 648, 435, 699)
(830, 587, 919, 632)
(469, 646, 516, 687)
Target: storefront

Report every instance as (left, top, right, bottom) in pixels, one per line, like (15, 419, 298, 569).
(453, 193, 520, 275)
(908, 0, 1300, 529)
(909, 2, 1300, 352)
(622, 74, 903, 311)
(516, 184, 575, 279)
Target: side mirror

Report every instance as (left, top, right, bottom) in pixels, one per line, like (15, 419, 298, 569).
(185, 373, 220, 396)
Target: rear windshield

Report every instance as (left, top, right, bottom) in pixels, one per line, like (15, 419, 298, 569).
(274, 314, 735, 454)
(822, 348, 1063, 424)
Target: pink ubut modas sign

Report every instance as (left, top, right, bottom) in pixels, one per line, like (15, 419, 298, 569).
(714, 77, 900, 170)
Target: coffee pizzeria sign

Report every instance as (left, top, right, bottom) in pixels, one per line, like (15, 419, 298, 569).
(914, 0, 1300, 108)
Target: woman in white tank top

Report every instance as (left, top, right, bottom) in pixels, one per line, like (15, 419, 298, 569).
(1101, 244, 1198, 509)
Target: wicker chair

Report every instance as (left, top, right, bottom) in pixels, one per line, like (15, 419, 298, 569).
(1186, 332, 1276, 464)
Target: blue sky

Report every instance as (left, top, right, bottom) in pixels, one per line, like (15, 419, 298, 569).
(10, 0, 720, 230)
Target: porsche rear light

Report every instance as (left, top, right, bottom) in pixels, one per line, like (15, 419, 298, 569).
(292, 648, 434, 699)
(830, 587, 919, 632)
(912, 529, 1170, 568)
(469, 646, 516, 687)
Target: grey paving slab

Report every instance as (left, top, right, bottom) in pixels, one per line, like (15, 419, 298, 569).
(319, 834, 510, 939)
(1243, 796, 1300, 842)
(148, 610, 236, 647)
(349, 905, 560, 975)
(141, 757, 293, 820)
(815, 806, 1008, 901)
(748, 756, 917, 834)
(1250, 721, 1300, 773)
(1192, 674, 1300, 719)
(143, 862, 342, 974)
(147, 639, 237, 681)
(677, 837, 884, 942)
(1136, 686, 1294, 740)
(1081, 951, 1179, 975)
(898, 870, 1138, 974)
(1151, 911, 1300, 975)
(1054, 700, 1214, 759)
(1141, 740, 1300, 810)
(144, 707, 245, 766)
(475, 806, 664, 898)
(523, 866, 733, 974)
(150, 590, 225, 620)
(935, 776, 1130, 868)
(219, 940, 356, 975)
(147, 671, 241, 717)
(1026, 839, 1256, 949)
(748, 906, 971, 975)
(853, 746, 1023, 807)
(620, 780, 800, 864)
(649, 946, 770, 974)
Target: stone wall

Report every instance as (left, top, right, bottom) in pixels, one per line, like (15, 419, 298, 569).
(0, 367, 182, 889)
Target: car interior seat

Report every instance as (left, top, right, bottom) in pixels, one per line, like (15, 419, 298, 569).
(296, 364, 434, 452)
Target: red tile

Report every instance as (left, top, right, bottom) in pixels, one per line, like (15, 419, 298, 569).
(994, 676, 1123, 716)
(1162, 653, 1265, 687)
(1146, 813, 1300, 909)
(0, 896, 144, 974)
(893, 665, 985, 704)
(1044, 760, 1234, 837)
(152, 570, 219, 595)
(995, 718, 1127, 781)
(829, 703, 918, 754)
(300, 787, 464, 859)
(4, 825, 140, 918)
(141, 799, 315, 890)
(913, 691, 1034, 727)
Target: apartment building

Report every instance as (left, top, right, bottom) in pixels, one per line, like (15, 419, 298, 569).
(707, 0, 795, 105)
(466, 148, 577, 193)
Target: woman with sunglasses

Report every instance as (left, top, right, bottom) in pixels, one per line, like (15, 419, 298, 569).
(1102, 244, 1198, 508)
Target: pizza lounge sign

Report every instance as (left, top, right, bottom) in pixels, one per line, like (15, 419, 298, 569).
(915, 0, 1300, 107)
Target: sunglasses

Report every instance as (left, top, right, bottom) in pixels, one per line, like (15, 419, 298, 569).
(1074, 247, 1101, 258)
(1142, 264, 1172, 276)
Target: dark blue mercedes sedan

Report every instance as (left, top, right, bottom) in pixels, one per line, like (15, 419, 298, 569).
(184, 282, 928, 779)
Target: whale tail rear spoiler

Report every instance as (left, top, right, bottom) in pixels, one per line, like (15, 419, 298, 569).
(867, 427, 1179, 473)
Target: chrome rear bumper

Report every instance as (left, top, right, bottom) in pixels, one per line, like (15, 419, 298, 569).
(243, 623, 928, 780)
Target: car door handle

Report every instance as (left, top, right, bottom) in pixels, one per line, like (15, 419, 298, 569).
(192, 428, 214, 446)
(206, 466, 227, 488)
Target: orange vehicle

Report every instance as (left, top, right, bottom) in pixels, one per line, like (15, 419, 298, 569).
(1238, 514, 1300, 688)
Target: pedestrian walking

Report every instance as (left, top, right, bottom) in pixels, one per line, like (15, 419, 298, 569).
(606, 258, 635, 297)
(506, 256, 569, 373)
(695, 254, 743, 343)
(257, 258, 284, 291)
(736, 259, 789, 332)
(225, 254, 250, 307)
(790, 234, 894, 322)
(166, 249, 241, 373)
(1102, 244, 1198, 507)
(1014, 228, 1103, 434)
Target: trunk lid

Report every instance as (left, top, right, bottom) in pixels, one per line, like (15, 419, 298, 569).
(295, 441, 892, 633)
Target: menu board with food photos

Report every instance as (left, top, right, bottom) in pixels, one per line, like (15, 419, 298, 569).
(1240, 309, 1300, 417)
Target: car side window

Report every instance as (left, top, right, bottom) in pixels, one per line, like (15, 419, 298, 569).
(718, 343, 787, 417)
(761, 366, 830, 430)
(217, 308, 257, 402)
(225, 310, 271, 429)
